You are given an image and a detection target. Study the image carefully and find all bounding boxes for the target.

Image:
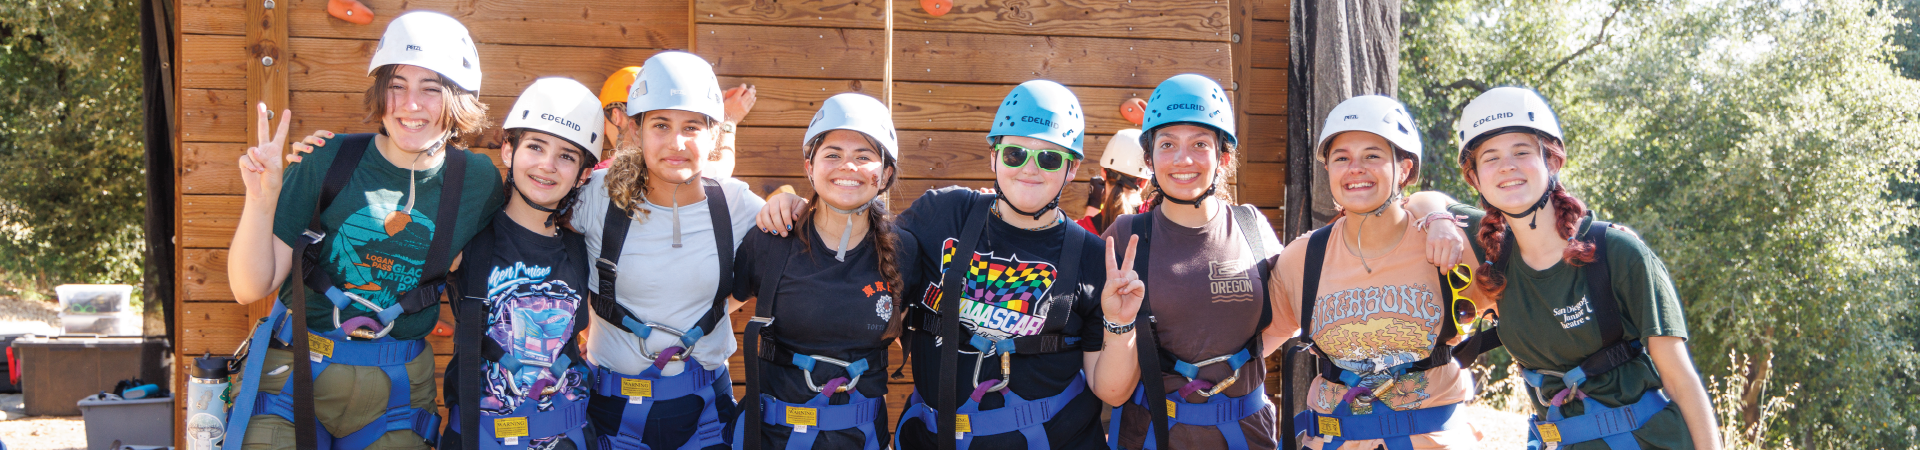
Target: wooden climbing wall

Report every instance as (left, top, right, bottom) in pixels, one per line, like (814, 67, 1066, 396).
(168, 0, 1286, 445)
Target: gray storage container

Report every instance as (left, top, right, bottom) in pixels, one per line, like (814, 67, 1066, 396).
(76, 394, 174, 450)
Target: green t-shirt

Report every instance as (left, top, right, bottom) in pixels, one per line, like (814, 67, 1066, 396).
(1450, 204, 1694, 450)
(271, 134, 504, 341)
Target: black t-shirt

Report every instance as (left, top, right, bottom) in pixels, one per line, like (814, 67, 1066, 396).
(731, 222, 923, 449)
(445, 212, 592, 443)
(894, 187, 1108, 449)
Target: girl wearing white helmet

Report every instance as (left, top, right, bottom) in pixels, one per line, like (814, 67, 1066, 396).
(729, 93, 919, 450)
(758, 79, 1120, 450)
(224, 10, 503, 450)
(1093, 73, 1285, 450)
(1075, 129, 1153, 234)
(570, 50, 766, 450)
(1269, 95, 1489, 450)
(437, 78, 607, 450)
(1416, 87, 1718, 450)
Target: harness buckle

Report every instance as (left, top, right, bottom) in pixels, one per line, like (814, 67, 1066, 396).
(301, 229, 326, 244)
(1198, 373, 1239, 398)
(595, 258, 618, 274)
(748, 316, 774, 327)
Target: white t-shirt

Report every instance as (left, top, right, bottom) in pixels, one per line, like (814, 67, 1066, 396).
(572, 171, 766, 375)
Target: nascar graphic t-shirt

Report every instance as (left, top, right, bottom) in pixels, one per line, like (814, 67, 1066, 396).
(1269, 214, 1486, 449)
(1103, 206, 1283, 450)
(445, 212, 592, 448)
(894, 187, 1107, 450)
(271, 134, 504, 341)
(1450, 205, 1693, 450)
(730, 223, 922, 449)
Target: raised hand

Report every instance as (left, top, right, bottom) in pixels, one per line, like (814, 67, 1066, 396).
(237, 103, 293, 197)
(287, 129, 337, 163)
(1101, 235, 1145, 326)
(723, 84, 757, 125)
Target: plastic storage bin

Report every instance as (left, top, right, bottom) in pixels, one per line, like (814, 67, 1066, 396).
(56, 285, 139, 336)
(12, 336, 167, 416)
(76, 394, 174, 450)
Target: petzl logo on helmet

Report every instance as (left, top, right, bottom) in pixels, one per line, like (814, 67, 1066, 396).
(1471, 112, 1514, 128)
(540, 113, 582, 131)
(405, 44, 423, 52)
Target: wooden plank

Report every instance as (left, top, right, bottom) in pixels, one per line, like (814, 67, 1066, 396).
(181, 143, 507, 196)
(245, 0, 290, 156)
(1242, 114, 1288, 163)
(715, 77, 1149, 135)
(697, 24, 1231, 89)
(694, 0, 1232, 43)
(1251, 0, 1289, 21)
(180, 0, 690, 49)
(1251, 19, 1289, 70)
(179, 34, 249, 90)
(282, 37, 669, 96)
(182, 249, 235, 302)
(1245, 67, 1286, 115)
(180, 88, 249, 143)
(181, 195, 244, 249)
(1237, 162, 1285, 207)
(730, 127, 1106, 181)
(178, 302, 252, 356)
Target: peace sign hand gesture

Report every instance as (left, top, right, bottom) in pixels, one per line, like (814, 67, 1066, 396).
(1101, 235, 1145, 326)
(237, 102, 293, 197)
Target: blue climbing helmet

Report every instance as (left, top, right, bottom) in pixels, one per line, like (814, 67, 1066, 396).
(986, 79, 1087, 157)
(1138, 74, 1237, 148)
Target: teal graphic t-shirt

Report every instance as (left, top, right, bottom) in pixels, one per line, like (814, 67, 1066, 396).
(271, 134, 504, 341)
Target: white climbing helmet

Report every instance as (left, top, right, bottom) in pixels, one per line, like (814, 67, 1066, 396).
(502, 78, 607, 161)
(368, 11, 482, 91)
(1454, 86, 1563, 158)
(625, 51, 725, 123)
(803, 93, 898, 161)
(1101, 129, 1151, 180)
(1316, 95, 1422, 162)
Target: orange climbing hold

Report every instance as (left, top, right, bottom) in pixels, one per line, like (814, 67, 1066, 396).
(432, 321, 454, 337)
(328, 0, 374, 25)
(1121, 97, 1148, 126)
(921, 0, 953, 17)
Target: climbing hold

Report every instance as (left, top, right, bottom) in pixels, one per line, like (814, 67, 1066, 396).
(432, 320, 454, 337)
(921, 0, 952, 17)
(1121, 97, 1147, 126)
(327, 0, 374, 25)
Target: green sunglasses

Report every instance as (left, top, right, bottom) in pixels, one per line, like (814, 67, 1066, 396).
(993, 143, 1077, 172)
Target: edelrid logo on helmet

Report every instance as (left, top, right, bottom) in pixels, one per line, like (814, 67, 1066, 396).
(1020, 115, 1060, 129)
(1471, 111, 1515, 128)
(540, 113, 582, 132)
(405, 44, 423, 52)
(1167, 103, 1206, 112)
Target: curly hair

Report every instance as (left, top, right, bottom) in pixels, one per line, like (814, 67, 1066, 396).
(1462, 132, 1596, 301)
(603, 111, 716, 222)
(792, 132, 909, 339)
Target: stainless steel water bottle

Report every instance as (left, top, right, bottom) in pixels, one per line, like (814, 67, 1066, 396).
(186, 353, 234, 450)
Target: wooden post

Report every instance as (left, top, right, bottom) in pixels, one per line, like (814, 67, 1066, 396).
(884, 0, 895, 111)
(244, 0, 289, 323)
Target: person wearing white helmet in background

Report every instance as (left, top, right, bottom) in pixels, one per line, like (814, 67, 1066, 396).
(758, 79, 1119, 450)
(1075, 128, 1153, 234)
(1268, 95, 1489, 450)
(1090, 73, 1283, 450)
(1404, 87, 1720, 450)
(570, 50, 767, 450)
(224, 10, 504, 450)
(729, 93, 921, 450)
(438, 78, 606, 450)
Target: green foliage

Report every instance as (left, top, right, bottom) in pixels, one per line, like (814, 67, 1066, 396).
(0, 0, 147, 295)
(1404, 0, 1920, 446)
(1892, 0, 1920, 79)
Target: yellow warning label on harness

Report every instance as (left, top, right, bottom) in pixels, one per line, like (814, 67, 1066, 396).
(621, 379, 652, 398)
(1166, 399, 1178, 419)
(956, 414, 971, 433)
(308, 333, 333, 358)
(494, 417, 528, 438)
(1317, 416, 1342, 437)
(1538, 423, 1563, 442)
(786, 406, 817, 426)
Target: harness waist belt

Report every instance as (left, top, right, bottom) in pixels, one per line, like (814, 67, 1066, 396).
(759, 394, 883, 431)
(593, 364, 724, 401)
(449, 396, 590, 440)
(909, 374, 1086, 437)
(1295, 402, 1465, 440)
(1163, 384, 1270, 426)
(272, 330, 426, 367)
(1533, 389, 1670, 445)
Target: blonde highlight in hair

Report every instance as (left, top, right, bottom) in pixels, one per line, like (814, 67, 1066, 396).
(604, 112, 653, 222)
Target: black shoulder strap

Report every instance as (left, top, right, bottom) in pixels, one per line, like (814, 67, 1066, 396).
(290, 133, 371, 450)
(1230, 204, 1275, 353)
(1583, 220, 1621, 345)
(1281, 224, 1333, 450)
(451, 221, 498, 450)
(296, 135, 373, 291)
(1127, 212, 1172, 450)
(394, 148, 468, 315)
(742, 231, 795, 450)
(592, 191, 633, 331)
(934, 195, 995, 450)
(688, 180, 736, 344)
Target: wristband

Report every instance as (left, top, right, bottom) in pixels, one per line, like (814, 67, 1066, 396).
(1417, 211, 1461, 232)
(1103, 318, 1137, 334)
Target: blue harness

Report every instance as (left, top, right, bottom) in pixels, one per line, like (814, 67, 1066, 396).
(1114, 206, 1275, 450)
(588, 178, 738, 450)
(896, 374, 1087, 450)
(224, 135, 465, 450)
(446, 223, 594, 450)
(446, 393, 592, 450)
(737, 230, 890, 450)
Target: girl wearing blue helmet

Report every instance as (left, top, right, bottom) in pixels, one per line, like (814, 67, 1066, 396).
(1092, 74, 1285, 450)
(758, 80, 1124, 450)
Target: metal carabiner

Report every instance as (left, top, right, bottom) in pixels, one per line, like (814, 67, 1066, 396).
(798, 355, 862, 393)
(1178, 353, 1244, 398)
(969, 351, 1012, 394)
(331, 295, 397, 340)
(638, 322, 692, 361)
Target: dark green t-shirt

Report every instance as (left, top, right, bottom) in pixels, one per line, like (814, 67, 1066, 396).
(271, 134, 504, 341)
(1450, 204, 1694, 450)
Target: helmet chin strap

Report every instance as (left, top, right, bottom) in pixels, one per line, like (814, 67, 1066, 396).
(505, 157, 583, 229)
(808, 174, 877, 262)
(991, 179, 1062, 221)
(1481, 174, 1558, 230)
(1342, 162, 1404, 274)
(664, 171, 703, 248)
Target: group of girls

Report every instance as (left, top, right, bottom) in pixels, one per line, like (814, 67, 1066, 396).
(220, 10, 1721, 450)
